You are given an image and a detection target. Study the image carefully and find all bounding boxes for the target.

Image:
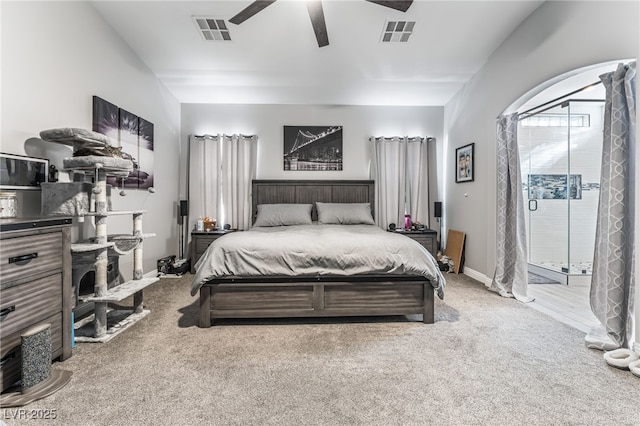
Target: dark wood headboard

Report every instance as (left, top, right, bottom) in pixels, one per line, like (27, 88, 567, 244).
(251, 180, 375, 222)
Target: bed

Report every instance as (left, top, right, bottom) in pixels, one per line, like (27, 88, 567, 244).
(192, 180, 445, 327)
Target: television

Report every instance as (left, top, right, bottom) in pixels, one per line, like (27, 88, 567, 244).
(0, 152, 48, 190)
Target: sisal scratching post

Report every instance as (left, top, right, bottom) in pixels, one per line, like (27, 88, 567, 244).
(94, 167, 108, 338)
(21, 324, 52, 390)
(133, 212, 144, 313)
(0, 325, 72, 408)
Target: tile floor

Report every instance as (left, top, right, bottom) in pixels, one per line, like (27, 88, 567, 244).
(527, 280, 600, 333)
(535, 261, 593, 275)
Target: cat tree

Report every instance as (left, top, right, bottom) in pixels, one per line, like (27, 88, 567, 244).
(40, 128, 159, 342)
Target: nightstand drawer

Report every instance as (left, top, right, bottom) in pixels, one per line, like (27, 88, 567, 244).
(0, 312, 62, 392)
(191, 230, 237, 273)
(0, 274, 62, 338)
(410, 235, 436, 255)
(393, 230, 438, 258)
(196, 236, 220, 253)
(0, 232, 62, 284)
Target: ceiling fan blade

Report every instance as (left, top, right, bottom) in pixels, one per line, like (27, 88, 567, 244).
(306, 0, 329, 48)
(229, 0, 277, 25)
(365, 0, 413, 13)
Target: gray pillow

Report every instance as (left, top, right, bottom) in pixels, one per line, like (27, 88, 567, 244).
(253, 204, 313, 227)
(316, 202, 375, 225)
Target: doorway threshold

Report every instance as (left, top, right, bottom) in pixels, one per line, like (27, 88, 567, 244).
(527, 282, 600, 333)
(528, 263, 593, 286)
(528, 264, 567, 284)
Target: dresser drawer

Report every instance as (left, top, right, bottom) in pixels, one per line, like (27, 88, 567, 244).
(0, 219, 71, 392)
(0, 312, 62, 392)
(0, 232, 62, 284)
(0, 274, 62, 338)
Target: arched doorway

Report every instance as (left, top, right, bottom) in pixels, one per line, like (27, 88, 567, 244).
(506, 60, 628, 332)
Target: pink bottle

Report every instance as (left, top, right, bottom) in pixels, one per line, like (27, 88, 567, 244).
(404, 214, 412, 230)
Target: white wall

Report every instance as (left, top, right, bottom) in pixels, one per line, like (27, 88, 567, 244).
(1, 1, 182, 278)
(444, 0, 639, 279)
(180, 103, 444, 232)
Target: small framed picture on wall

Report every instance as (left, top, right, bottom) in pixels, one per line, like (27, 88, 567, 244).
(455, 143, 475, 183)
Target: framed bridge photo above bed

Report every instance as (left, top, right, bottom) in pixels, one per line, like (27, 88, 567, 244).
(283, 125, 343, 171)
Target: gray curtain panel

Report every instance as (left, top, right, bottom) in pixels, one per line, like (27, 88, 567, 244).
(189, 134, 257, 232)
(491, 113, 532, 302)
(370, 136, 407, 229)
(370, 136, 430, 229)
(587, 62, 636, 350)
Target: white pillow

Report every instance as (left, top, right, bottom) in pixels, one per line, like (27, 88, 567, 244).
(316, 202, 375, 225)
(253, 204, 313, 227)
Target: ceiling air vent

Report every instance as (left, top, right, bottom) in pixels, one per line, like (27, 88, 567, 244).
(193, 16, 231, 41)
(381, 20, 415, 43)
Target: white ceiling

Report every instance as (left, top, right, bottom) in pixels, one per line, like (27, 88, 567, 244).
(91, 0, 544, 106)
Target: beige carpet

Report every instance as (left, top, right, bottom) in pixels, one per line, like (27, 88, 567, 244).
(6, 273, 638, 425)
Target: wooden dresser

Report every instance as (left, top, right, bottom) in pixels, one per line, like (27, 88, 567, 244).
(0, 217, 73, 392)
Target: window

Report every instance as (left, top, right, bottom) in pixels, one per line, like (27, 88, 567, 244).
(521, 113, 590, 127)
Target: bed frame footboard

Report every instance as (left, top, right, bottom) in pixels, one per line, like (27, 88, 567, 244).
(198, 276, 435, 327)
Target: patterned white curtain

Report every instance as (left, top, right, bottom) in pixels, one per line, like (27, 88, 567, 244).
(491, 113, 532, 302)
(586, 61, 636, 351)
(189, 134, 257, 231)
(370, 136, 430, 229)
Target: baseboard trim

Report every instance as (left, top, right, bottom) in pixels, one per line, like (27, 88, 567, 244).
(462, 267, 492, 287)
(144, 270, 158, 279)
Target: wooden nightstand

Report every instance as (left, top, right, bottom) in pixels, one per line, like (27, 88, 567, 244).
(190, 230, 237, 273)
(391, 229, 438, 258)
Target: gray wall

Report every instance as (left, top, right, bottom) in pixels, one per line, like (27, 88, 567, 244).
(444, 0, 639, 280)
(1, 1, 182, 278)
(180, 103, 445, 233)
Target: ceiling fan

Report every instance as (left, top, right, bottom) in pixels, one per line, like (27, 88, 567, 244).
(229, 0, 414, 47)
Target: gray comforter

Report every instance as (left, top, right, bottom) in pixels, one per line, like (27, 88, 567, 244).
(191, 224, 445, 298)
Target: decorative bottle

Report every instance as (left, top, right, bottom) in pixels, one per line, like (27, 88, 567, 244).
(404, 214, 411, 230)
